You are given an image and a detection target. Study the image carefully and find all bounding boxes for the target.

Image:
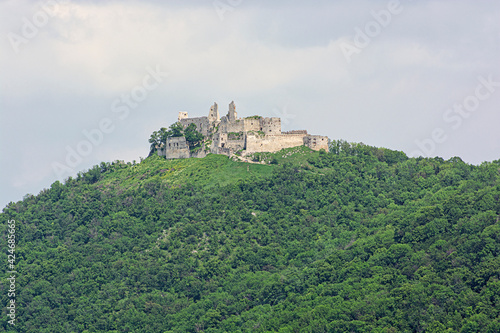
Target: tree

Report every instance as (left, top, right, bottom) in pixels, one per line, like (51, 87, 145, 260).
(148, 127, 168, 156)
(184, 123, 204, 149)
(167, 122, 184, 138)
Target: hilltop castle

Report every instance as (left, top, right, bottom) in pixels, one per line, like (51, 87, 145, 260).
(157, 101, 329, 159)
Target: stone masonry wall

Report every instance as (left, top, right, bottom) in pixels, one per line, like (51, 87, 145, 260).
(165, 136, 190, 159)
(282, 130, 308, 135)
(261, 117, 281, 135)
(243, 118, 262, 132)
(191, 149, 208, 159)
(224, 132, 246, 151)
(246, 133, 305, 153)
(180, 117, 210, 136)
(221, 119, 245, 134)
(304, 135, 329, 152)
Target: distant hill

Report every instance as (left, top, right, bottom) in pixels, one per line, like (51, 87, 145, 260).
(1, 141, 499, 332)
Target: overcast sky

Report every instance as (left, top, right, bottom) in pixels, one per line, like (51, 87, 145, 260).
(1, 0, 499, 208)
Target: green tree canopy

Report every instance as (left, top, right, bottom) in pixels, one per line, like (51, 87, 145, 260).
(148, 127, 168, 156)
(184, 123, 204, 148)
(167, 122, 184, 138)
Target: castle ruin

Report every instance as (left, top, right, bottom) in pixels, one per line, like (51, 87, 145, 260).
(157, 101, 329, 159)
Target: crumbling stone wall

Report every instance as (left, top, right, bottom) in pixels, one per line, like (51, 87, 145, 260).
(208, 103, 219, 123)
(164, 136, 190, 159)
(246, 133, 305, 153)
(282, 130, 308, 135)
(178, 111, 189, 121)
(179, 117, 210, 136)
(243, 118, 262, 132)
(303, 135, 329, 151)
(261, 117, 281, 135)
(220, 118, 244, 134)
(225, 131, 246, 151)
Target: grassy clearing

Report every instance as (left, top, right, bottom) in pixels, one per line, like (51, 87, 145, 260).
(98, 146, 323, 191)
(100, 154, 275, 190)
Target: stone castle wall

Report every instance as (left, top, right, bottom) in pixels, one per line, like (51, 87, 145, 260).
(304, 135, 329, 151)
(179, 117, 210, 136)
(221, 119, 244, 134)
(211, 132, 226, 151)
(261, 117, 281, 135)
(246, 133, 305, 153)
(191, 149, 208, 159)
(219, 116, 280, 137)
(225, 132, 246, 151)
(164, 136, 190, 159)
(243, 118, 262, 132)
(282, 130, 308, 135)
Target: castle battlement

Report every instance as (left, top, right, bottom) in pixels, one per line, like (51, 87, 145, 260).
(282, 130, 308, 135)
(158, 101, 328, 160)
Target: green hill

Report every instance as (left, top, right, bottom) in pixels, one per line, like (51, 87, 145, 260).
(1, 141, 499, 332)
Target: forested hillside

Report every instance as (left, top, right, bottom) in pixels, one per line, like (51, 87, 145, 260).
(1, 142, 499, 332)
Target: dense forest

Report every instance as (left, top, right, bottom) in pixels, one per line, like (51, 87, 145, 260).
(1, 141, 499, 332)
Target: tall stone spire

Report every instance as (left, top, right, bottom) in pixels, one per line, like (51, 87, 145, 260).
(208, 102, 219, 123)
(228, 101, 237, 122)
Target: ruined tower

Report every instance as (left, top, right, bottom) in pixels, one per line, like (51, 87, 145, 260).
(178, 111, 189, 121)
(227, 101, 237, 122)
(208, 102, 219, 123)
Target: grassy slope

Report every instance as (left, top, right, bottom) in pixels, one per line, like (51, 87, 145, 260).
(101, 154, 271, 189)
(100, 147, 320, 190)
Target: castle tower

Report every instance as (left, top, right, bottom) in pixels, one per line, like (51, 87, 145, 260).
(178, 111, 188, 121)
(208, 102, 219, 123)
(227, 101, 237, 122)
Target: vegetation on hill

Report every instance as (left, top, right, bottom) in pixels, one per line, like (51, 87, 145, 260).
(149, 122, 202, 156)
(1, 141, 499, 332)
